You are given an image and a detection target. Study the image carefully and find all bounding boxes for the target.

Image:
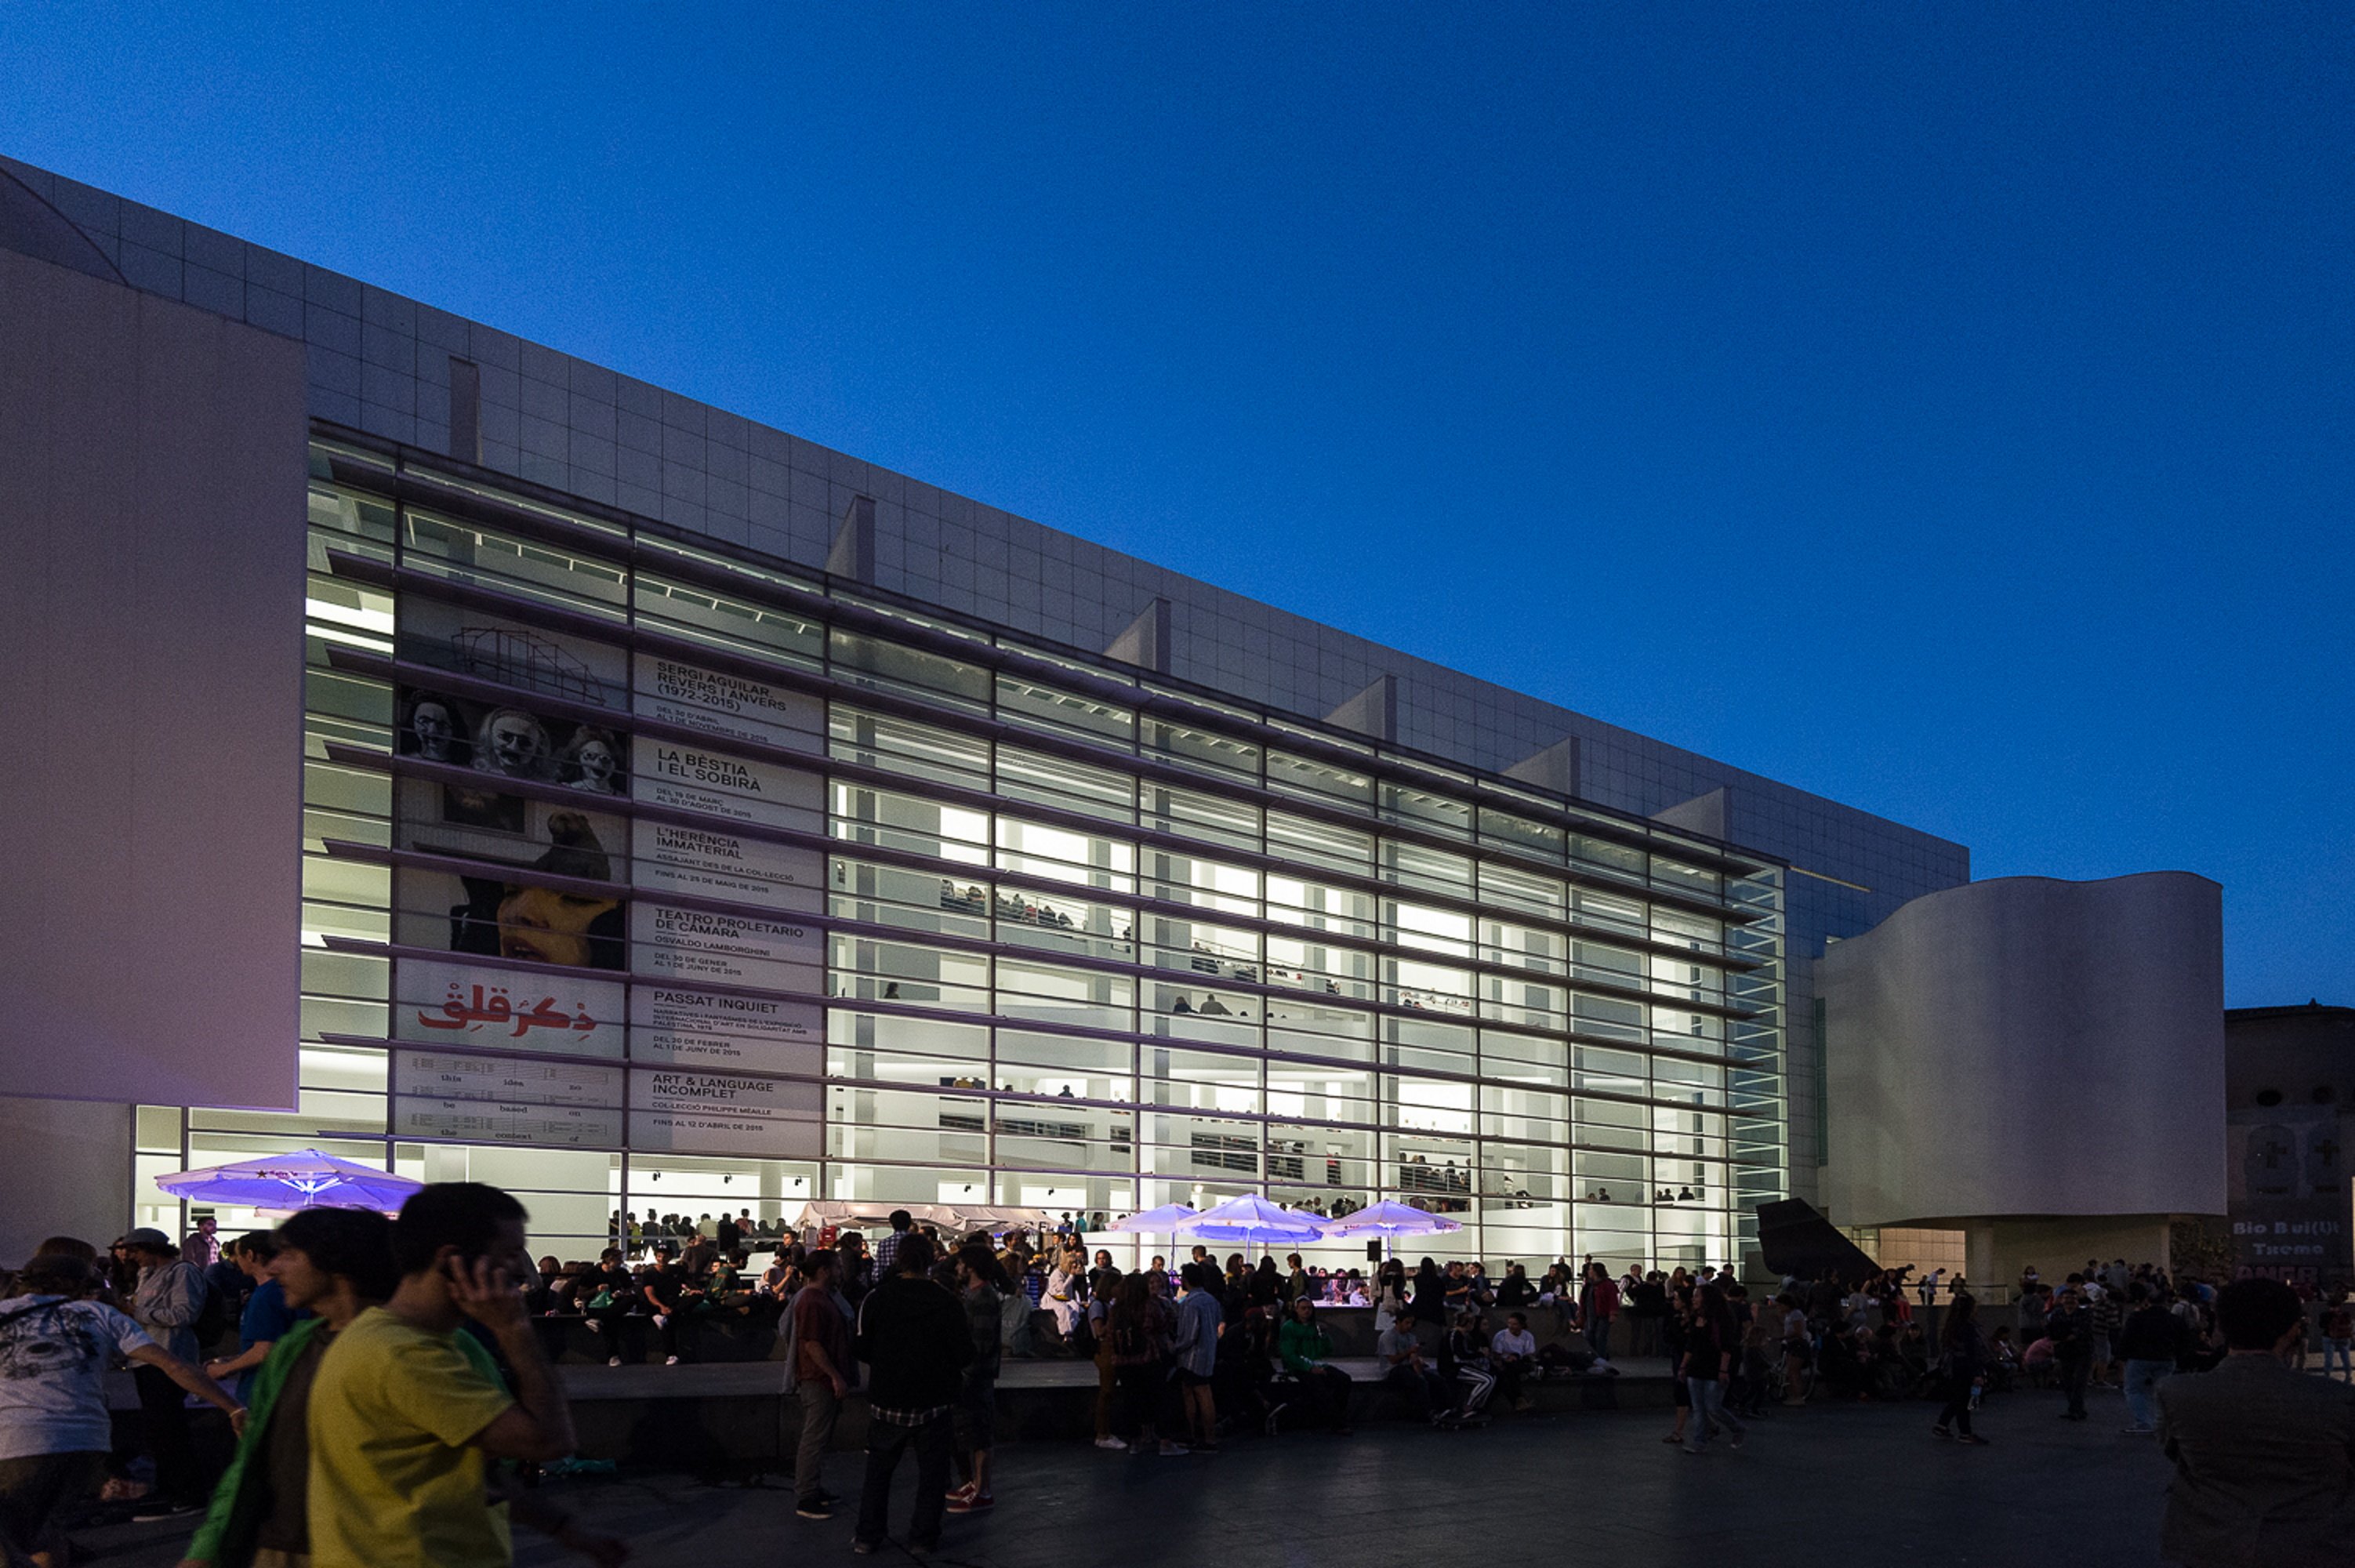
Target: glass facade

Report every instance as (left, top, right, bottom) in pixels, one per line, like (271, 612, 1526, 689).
(134, 433, 1787, 1274)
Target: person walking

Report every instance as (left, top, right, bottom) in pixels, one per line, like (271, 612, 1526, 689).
(1680, 1286, 1746, 1455)
(1087, 1270, 1122, 1450)
(1105, 1273, 1182, 1456)
(1, 1254, 242, 1565)
(1580, 1261, 1620, 1368)
(122, 1228, 215, 1520)
(784, 1249, 852, 1522)
(304, 1183, 580, 1568)
(1776, 1293, 1814, 1405)
(2048, 1287, 2097, 1421)
(2158, 1278, 2355, 1566)
(183, 1206, 401, 1568)
(1929, 1293, 1991, 1445)
(2089, 1281, 2126, 1389)
(1170, 1264, 1224, 1450)
(2117, 1283, 2184, 1435)
(2320, 1288, 2353, 1383)
(873, 1211, 913, 1277)
(851, 1236, 970, 1557)
(945, 1247, 1003, 1514)
(201, 1233, 296, 1406)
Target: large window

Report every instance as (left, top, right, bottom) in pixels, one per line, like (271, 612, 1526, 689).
(144, 439, 1789, 1277)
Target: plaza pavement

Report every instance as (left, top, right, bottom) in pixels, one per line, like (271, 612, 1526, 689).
(80, 1381, 2179, 1567)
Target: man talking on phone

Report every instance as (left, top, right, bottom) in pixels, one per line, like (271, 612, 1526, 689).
(304, 1183, 581, 1568)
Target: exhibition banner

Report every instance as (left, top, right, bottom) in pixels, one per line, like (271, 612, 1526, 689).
(633, 652, 825, 754)
(390, 1095, 626, 1148)
(2226, 1106, 2352, 1285)
(630, 735, 824, 833)
(392, 958, 628, 1058)
(627, 984, 825, 1075)
(627, 1067, 823, 1157)
(393, 1049, 626, 1108)
(401, 596, 630, 710)
(629, 818, 824, 911)
(630, 902, 824, 992)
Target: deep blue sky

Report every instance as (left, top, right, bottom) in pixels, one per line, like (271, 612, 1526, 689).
(5, 6, 2347, 1006)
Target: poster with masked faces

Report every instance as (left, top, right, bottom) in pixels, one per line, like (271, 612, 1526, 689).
(627, 984, 823, 1075)
(632, 652, 825, 754)
(628, 818, 823, 909)
(628, 1066, 822, 1157)
(629, 736, 822, 833)
(396, 685, 630, 806)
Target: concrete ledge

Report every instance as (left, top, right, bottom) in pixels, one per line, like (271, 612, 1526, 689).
(554, 1356, 1679, 1470)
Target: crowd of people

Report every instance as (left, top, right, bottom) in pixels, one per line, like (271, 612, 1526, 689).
(0, 1190, 615, 1568)
(5, 1207, 2350, 1566)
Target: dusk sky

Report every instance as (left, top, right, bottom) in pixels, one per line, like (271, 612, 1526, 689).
(5, 5, 2346, 1006)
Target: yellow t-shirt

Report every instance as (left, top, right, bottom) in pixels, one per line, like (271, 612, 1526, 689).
(305, 1306, 517, 1568)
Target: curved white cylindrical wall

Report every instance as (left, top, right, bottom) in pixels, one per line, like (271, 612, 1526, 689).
(1820, 872, 2225, 1228)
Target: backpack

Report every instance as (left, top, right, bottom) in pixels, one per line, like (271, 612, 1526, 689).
(190, 1273, 232, 1352)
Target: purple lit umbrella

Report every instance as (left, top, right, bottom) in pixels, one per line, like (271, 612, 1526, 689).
(156, 1149, 423, 1214)
(1181, 1193, 1324, 1248)
(1108, 1203, 1199, 1235)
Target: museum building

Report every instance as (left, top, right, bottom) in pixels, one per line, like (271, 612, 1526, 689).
(0, 154, 2226, 1275)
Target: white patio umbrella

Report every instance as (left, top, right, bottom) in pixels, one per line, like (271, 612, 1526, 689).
(1315, 1200, 1463, 1240)
(1107, 1203, 1199, 1234)
(1181, 1193, 1325, 1248)
(155, 1149, 423, 1214)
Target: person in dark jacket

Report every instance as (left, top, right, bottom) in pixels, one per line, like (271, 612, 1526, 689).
(2117, 1283, 2186, 1433)
(2159, 1277, 2355, 1567)
(1410, 1260, 1448, 1329)
(2048, 1289, 2097, 1421)
(1930, 1293, 1990, 1444)
(853, 1235, 972, 1556)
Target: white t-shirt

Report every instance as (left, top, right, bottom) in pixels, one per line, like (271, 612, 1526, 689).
(1491, 1328, 1537, 1359)
(0, 1295, 154, 1461)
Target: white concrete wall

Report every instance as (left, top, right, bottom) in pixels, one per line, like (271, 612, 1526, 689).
(1821, 872, 2226, 1228)
(0, 248, 307, 1109)
(0, 1095, 132, 1264)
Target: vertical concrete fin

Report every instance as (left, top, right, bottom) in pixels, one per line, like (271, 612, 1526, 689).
(827, 493, 876, 584)
(1653, 786, 1729, 841)
(1326, 673, 1398, 742)
(1504, 737, 1580, 797)
(1104, 597, 1171, 673)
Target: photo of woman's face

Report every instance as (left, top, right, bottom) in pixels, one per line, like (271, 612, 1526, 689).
(495, 884, 619, 967)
